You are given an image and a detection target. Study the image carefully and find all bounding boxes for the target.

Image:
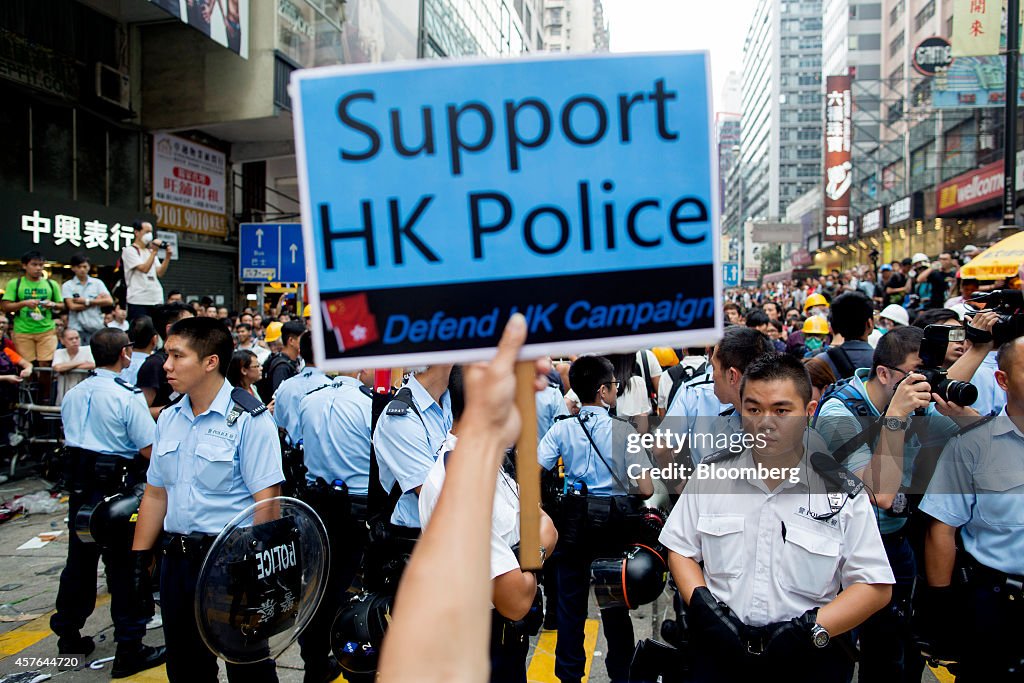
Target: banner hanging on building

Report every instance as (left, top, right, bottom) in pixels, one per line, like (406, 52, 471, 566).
(933, 55, 1024, 108)
(152, 133, 228, 238)
(147, 0, 248, 58)
(951, 0, 1002, 57)
(292, 53, 720, 371)
(823, 75, 853, 243)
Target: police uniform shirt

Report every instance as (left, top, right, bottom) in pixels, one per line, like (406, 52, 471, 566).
(537, 405, 650, 496)
(664, 379, 737, 465)
(372, 375, 453, 528)
(918, 408, 1024, 575)
(61, 369, 154, 458)
(419, 434, 521, 584)
(970, 351, 1007, 417)
(299, 375, 372, 494)
(120, 351, 150, 387)
(147, 378, 284, 534)
(273, 366, 331, 444)
(536, 384, 569, 440)
(658, 448, 894, 627)
(814, 368, 960, 534)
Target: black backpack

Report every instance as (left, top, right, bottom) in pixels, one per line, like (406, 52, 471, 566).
(256, 352, 294, 399)
(665, 361, 709, 411)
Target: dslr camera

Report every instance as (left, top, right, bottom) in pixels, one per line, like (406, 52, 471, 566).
(965, 289, 1024, 345)
(918, 325, 978, 406)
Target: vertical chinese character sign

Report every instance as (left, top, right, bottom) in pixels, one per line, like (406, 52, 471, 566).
(823, 75, 853, 243)
(952, 0, 1002, 57)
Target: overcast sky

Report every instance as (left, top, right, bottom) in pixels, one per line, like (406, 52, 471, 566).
(603, 0, 758, 111)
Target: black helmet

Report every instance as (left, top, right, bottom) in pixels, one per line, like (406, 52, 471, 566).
(331, 591, 393, 675)
(73, 482, 145, 548)
(591, 544, 668, 610)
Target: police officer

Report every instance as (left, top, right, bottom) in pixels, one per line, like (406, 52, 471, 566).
(918, 336, 1024, 681)
(272, 332, 331, 446)
(296, 367, 374, 683)
(52, 328, 166, 676)
(131, 317, 284, 683)
(371, 365, 453, 532)
(537, 355, 654, 683)
(660, 353, 894, 682)
(536, 376, 569, 440)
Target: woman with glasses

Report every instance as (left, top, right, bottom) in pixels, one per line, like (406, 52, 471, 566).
(226, 349, 263, 402)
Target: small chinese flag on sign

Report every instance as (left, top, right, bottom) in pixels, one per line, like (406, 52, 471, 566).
(322, 293, 380, 352)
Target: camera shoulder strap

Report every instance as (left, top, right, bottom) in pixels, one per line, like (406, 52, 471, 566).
(575, 413, 631, 494)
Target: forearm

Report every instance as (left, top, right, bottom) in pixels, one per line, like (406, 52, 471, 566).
(816, 583, 892, 636)
(862, 429, 905, 508)
(157, 258, 170, 277)
(132, 487, 167, 550)
(379, 429, 503, 683)
(668, 552, 706, 604)
(93, 293, 114, 307)
(252, 485, 282, 524)
(924, 521, 958, 587)
(947, 344, 990, 383)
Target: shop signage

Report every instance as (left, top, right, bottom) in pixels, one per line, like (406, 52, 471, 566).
(937, 161, 1008, 213)
(913, 37, 954, 77)
(887, 192, 923, 224)
(861, 207, 883, 234)
(152, 132, 228, 238)
(0, 29, 80, 100)
(823, 75, 853, 242)
(0, 190, 155, 266)
(790, 248, 813, 267)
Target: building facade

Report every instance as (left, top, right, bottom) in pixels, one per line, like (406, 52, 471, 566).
(541, 0, 610, 53)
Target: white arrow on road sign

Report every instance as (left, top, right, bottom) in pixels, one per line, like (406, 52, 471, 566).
(256, 228, 264, 249)
(290, 243, 298, 264)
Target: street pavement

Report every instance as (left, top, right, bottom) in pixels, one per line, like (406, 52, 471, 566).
(0, 477, 948, 682)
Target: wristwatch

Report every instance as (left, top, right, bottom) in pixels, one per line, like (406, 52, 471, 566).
(538, 545, 548, 565)
(883, 416, 908, 432)
(810, 623, 830, 648)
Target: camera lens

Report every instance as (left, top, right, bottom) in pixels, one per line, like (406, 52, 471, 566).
(940, 379, 978, 407)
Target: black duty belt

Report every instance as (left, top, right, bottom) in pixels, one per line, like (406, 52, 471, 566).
(161, 531, 216, 559)
(964, 553, 1024, 597)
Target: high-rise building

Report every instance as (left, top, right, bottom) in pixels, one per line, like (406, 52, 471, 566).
(542, 0, 610, 53)
(738, 0, 824, 230)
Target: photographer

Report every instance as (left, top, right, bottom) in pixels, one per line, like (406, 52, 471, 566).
(918, 336, 1024, 680)
(122, 221, 172, 322)
(813, 327, 970, 680)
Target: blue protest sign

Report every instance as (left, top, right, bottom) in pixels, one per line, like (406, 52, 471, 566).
(292, 53, 720, 370)
(723, 262, 740, 288)
(239, 223, 306, 283)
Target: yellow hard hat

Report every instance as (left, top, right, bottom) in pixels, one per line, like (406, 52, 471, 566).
(802, 316, 830, 335)
(651, 347, 679, 368)
(803, 293, 828, 312)
(264, 321, 284, 343)
(303, 304, 312, 317)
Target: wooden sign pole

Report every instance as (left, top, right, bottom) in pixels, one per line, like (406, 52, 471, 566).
(514, 360, 542, 570)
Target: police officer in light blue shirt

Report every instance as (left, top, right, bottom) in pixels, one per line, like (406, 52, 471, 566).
(969, 349, 1007, 416)
(272, 332, 331, 445)
(537, 355, 653, 683)
(132, 317, 283, 683)
(918, 337, 1024, 680)
(296, 369, 375, 683)
(536, 381, 569, 440)
(372, 366, 453, 529)
(52, 328, 166, 676)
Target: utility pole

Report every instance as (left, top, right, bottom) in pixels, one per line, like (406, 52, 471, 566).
(1003, 0, 1021, 232)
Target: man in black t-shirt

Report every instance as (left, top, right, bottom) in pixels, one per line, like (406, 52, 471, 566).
(885, 258, 912, 305)
(917, 252, 958, 309)
(135, 303, 193, 419)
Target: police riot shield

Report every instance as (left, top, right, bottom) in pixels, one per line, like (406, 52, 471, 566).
(195, 496, 329, 663)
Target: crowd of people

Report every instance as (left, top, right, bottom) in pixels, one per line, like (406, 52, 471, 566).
(4, 233, 1022, 683)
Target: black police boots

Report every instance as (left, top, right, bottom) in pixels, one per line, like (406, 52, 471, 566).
(110, 643, 167, 678)
(57, 634, 95, 656)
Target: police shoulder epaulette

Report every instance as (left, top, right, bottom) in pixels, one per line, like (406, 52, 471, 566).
(610, 414, 634, 425)
(385, 386, 416, 416)
(548, 381, 560, 389)
(113, 377, 143, 393)
(688, 377, 714, 388)
(701, 448, 743, 465)
(359, 385, 373, 398)
(810, 452, 864, 498)
(553, 414, 575, 422)
(955, 412, 998, 437)
(227, 387, 268, 426)
(158, 393, 185, 415)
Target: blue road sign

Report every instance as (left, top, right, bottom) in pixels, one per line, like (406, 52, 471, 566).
(723, 262, 740, 288)
(239, 223, 306, 283)
(293, 52, 720, 370)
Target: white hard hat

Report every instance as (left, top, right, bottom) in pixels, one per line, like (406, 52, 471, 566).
(912, 252, 930, 264)
(879, 304, 909, 327)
